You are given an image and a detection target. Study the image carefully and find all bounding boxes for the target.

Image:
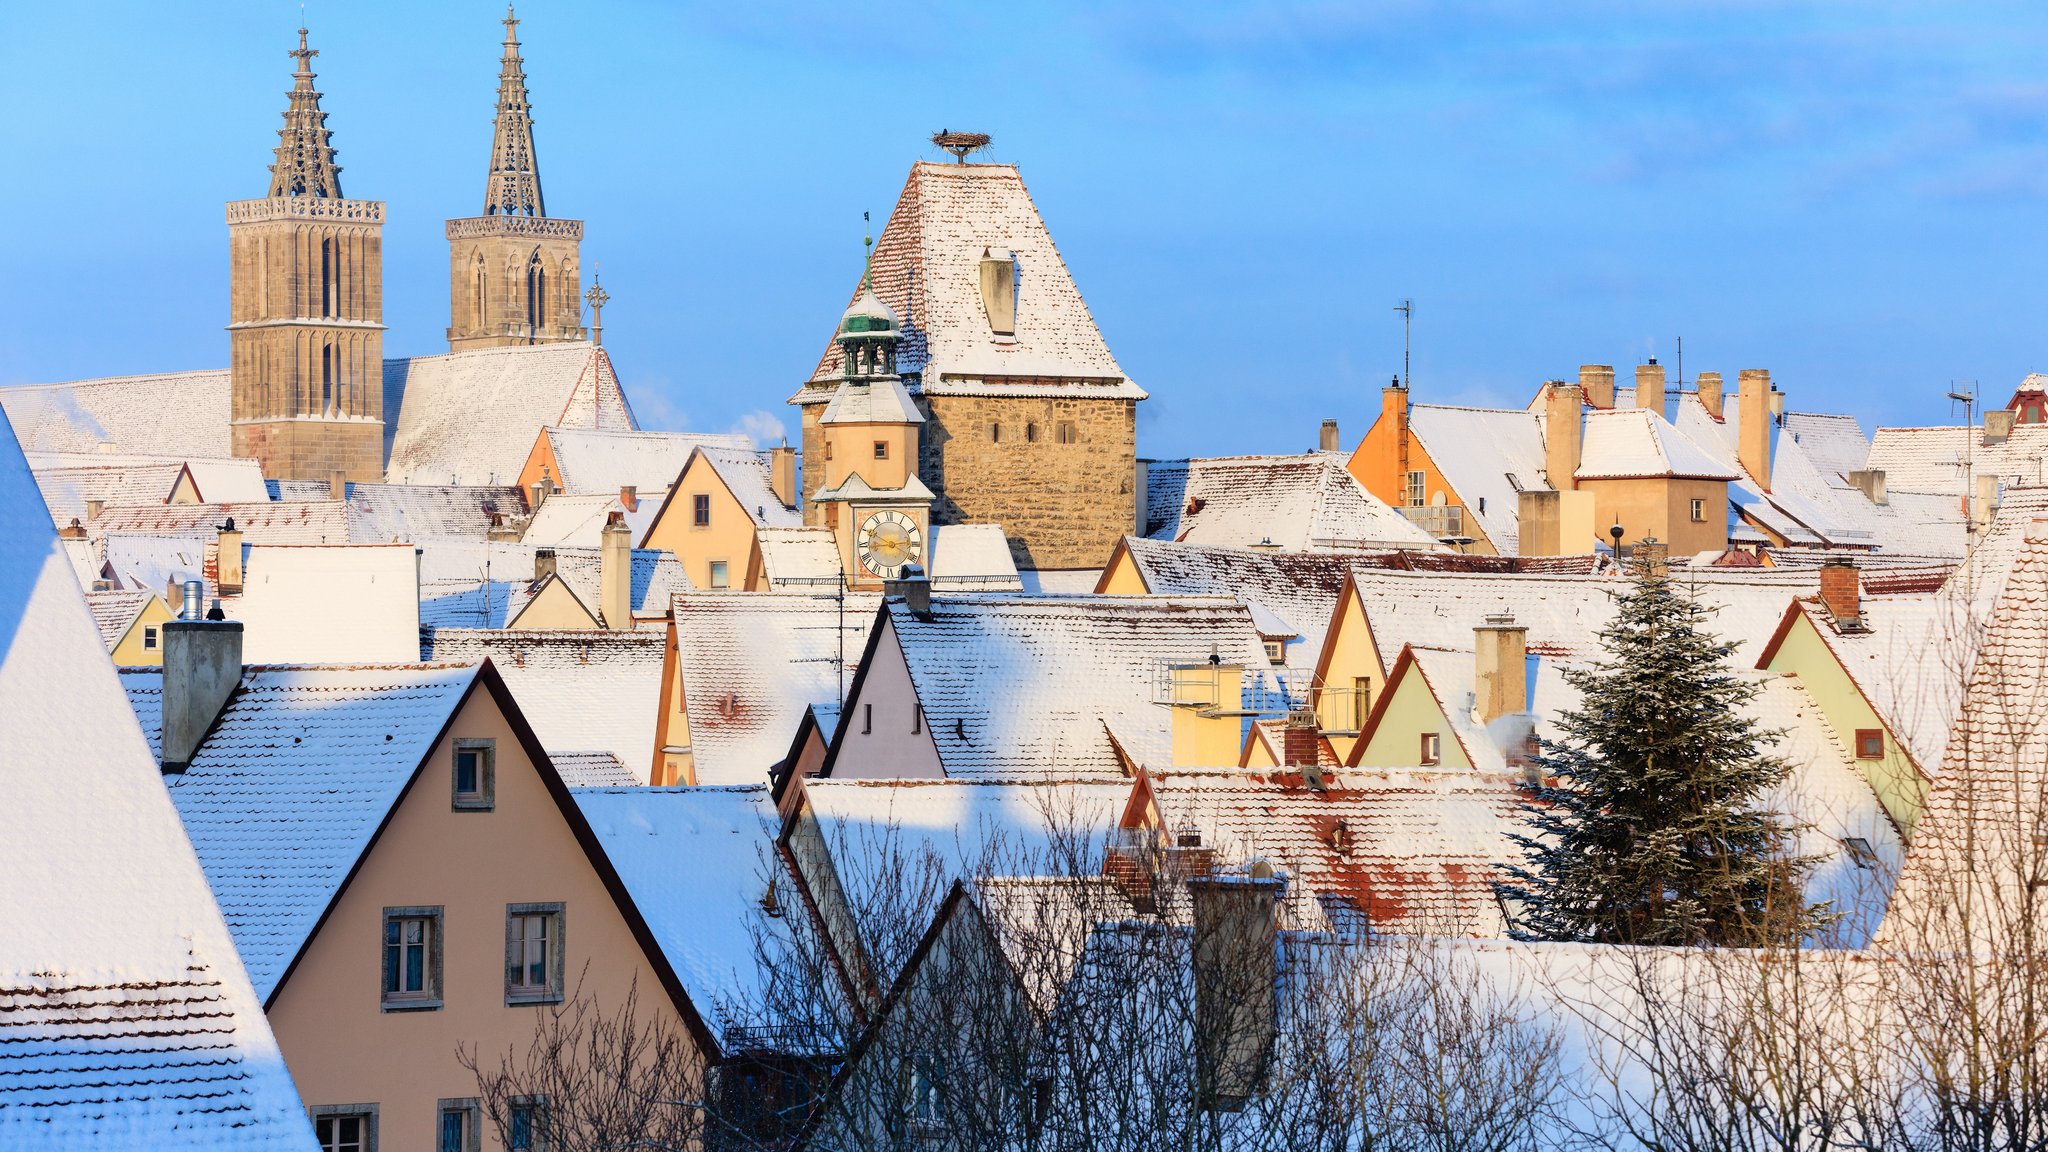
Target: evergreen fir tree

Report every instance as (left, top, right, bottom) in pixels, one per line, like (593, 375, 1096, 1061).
(1501, 552, 1828, 946)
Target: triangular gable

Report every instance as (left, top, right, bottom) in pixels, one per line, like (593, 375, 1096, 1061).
(1346, 644, 1476, 770)
(1092, 536, 1150, 594)
(506, 570, 600, 630)
(816, 607, 946, 781)
(167, 461, 202, 505)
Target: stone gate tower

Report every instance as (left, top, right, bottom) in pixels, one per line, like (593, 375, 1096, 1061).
(228, 27, 386, 483)
(445, 7, 585, 351)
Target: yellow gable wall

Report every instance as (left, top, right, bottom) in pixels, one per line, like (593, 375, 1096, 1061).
(507, 577, 599, 630)
(1312, 590, 1385, 762)
(1353, 664, 1472, 770)
(1096, 548, 1149, 595)
(268, 684, 700, 1146)
(642, 455, 760, 591)
(1765, 612, 1927, 838)
(168, 471, 202, 505)
(653, 625, 693, 787)
(109, 596, 174, 667)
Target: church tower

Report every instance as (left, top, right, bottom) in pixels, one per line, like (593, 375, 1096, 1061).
(227, 27, 386, 483)
(812, 250, 933, 589)
(446, 7, 585, 351)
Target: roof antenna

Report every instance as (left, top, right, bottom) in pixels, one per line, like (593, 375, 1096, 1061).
(1393, 299, 1413, 391)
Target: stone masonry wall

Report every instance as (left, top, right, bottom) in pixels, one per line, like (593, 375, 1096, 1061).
(922, 395, 1136, 571)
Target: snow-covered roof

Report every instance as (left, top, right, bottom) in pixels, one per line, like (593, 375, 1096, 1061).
(1145, 768, 1527, 937)
(28, 462, 186, 526)
(1576, 406, 1738, 480)
(0, 410, 311, 1148)
(756, 527, 844, 590)
(926, 523, 1022, 591)
(798, 778, 1131, 886)
(1868, 421, 2048, 496)
(522, 492, 628, 548)
(1408, 405, 1552, 552)
(549, 750, 641, 787)
(227, 544, 421, 664)
(26, 451, 268, 510)
(1142, 454, 1441, 552)
(819, 377, 924, 426)
(1401, 646, 1573, 774)
(810, 471, 936, 505)
(573, 786, 781, 1027)
(1112, 537, 1360, 672)
(126, 664, 480, 1001)
(542, 427, 751, 495)
(345, 483, 525, 543)
(672, 592, 881, 784)
(422, 630, 664, 784)
(696, 445, 803, 530)
(500, 546, 690, 626)
(881, 594, 1290, 777)
(0, 369, 233, 458)
(103, 533, 210, 593)
(83, 588, 153, 651)
(91, 500, 348, 544)
(797, 162, 1141, 401)
(385, 342, 636, 486)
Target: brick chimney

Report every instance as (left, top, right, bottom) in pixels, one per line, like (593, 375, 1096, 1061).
(1819, 559, 1860, 630)
(1634, 536, 1670, 578)
(1544, 382, 1582, 491)
(216, 518, 244, 595)
(160, 619, 243, 773)
(600, 511, 633, 629)
(1737, 369, 1773, 491)
(1319, 419, 1340, 453)
(534, 547, 558, 581)
(618, 485, 638, 513)
(1474, 612, 1529, 724)
(769, 444, 797, 510)
(1635, 360, 1666, 413)
(1189, 871, 1282, 1111)
(1282, 708, 1319, 769)
(1986, 409, 2016, 445)
(1579, 364, 1616, 409)
(1697, 372, 1725, 420)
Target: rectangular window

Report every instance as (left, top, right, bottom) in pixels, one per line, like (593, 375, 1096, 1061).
(310, 1105, 379, 1152)
(1690, 498, 1707, 522)
(381, 907, 442, 1010)
(1263, 640, 1284, 665)
(912, 704, 922, 734)
(506, 904, 566, 1005)
(692, 494, 711, 527)
(1855, 729, 1884, 760)
(709, 560, 730, 590)
(509, 1097, 547, 1151)
(874, 440, 889, 459)
(1420, 732, 1442, 766)
(143, 625, 160, 651)
(862, 703, 873, 735)
(453, 739, 495, 811)
(1055, 421, 1077, 444)
(1842, 836, 1878, 870)
(437, 1099, 480, 1152)
(1404, 470, 1427, 506)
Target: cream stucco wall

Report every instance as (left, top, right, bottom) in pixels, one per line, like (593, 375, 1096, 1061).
(110, 596, 174, 667)
(268, 684, 700, 1152)
(653, 625, 692, 787)
(829, 618, 946, 780)
(507, 577, 599, 630)
(1765, 613, 1927, 838)
(1095, 548, 1149, 595)
(1576, 476, 1728, 556)
(821, 422, 915, 492)
(1169, 666, 1244, 768)
(642, 454, 762, 592)
(1313, 590, 1386, 763)
(1352, 662, 1472, 770)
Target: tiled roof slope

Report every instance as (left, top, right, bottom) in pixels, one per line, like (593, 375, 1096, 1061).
(345, 483, 525, 542)
(500, 546, 690, 625)
(927, 524, 1024, 590)
(1113, 537, 1358, 671)
(700, 446, 804, 529)
(550, 751, 641, 787)
(125, 664, 480, 1000)
(385, 342, 636, 486)
(91, 501, 348, 544)
(544, 427, 751, 495)
(83, 589, 152, 650)
(886, 595, 1289, 777)
(573, 786, 781, 1029)
(1884, 529, 2048, 941)
(1868, 421, 2048, 496)
(799, 778, 1131, 885)
(797, 162, 1141, 401)
(423, 631, 664, 783)
(1408, 405, 1551, 552)
(1142, 454, 1441, 552)
(1149, 768, 1525, 936)
(0, 411, 311, 1148)
(0, 369, 233, 458)
(673, 592, 881, 785)
(28, 462, 185, 526)
(1577, 406, 1738, 480)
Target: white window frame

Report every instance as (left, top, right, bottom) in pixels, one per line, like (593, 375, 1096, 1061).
(708, 560, 731, 590)
(505, 903, 566, 1006)
(142, 624, 160, 651)
(1404, 470, 1427, 506)
(1690, 498, 1707, 523)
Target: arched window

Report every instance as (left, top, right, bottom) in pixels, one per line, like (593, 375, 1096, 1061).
(320, 237, 336, 318)
(526, 251, 546, 332)
(321, 342, 334, 414)
(472, 253, 487, 332)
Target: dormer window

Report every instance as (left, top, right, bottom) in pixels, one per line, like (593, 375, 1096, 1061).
(978, 248, 1016, 336)
(1263, 640, 1284, 665)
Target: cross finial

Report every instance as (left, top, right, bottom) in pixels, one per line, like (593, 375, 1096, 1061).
(503, 4, 520, 48)
(584, 272, 610, 346)
(291, 26, 318, 78)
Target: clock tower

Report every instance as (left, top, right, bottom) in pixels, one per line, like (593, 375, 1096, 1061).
(812, 250, 932, 588)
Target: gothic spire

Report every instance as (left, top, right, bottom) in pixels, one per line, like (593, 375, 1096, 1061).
(266, 27, 344, 199)
(483, 6, 545, 217)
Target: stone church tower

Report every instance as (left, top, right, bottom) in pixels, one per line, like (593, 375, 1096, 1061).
(445, 8, 585, 351)
(227, 27, 386, 483)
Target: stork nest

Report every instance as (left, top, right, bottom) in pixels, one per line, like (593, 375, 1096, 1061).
(930, 130, 992, 162)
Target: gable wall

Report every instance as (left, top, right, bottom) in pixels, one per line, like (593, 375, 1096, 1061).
(507, 577, 598, 629)
(1313, 591, 1385, 762)
(1353, 665, 1472, 769)
(1345, 413, 1502, 555)
(109, 596, 174, 667)
(642, 455, 760, 591)
(830, 617, 945, 780)
(1096, 548, 1149, 594)
(1765, 612, 1927, 837)
(269, 685, 698, 1145)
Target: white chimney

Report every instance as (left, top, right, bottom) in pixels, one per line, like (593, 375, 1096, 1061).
(600, 512, 632, 629)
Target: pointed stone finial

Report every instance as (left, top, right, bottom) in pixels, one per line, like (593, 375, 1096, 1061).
(483, 6, 545, 216)
(584, 273, 610, 346)
(267, 26, 343, 198)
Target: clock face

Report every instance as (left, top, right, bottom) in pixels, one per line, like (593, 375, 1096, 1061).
(857, 509, 924, 578)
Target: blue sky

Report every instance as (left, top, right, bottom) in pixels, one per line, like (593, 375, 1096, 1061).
(3, 1, 2044, 457)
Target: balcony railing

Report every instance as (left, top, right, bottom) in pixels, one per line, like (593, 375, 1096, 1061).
(1315, 685, 1371, 734)
(1397, 504, 1465, 540)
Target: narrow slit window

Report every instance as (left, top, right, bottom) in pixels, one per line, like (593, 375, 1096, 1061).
(1419, 732, 1442, 766)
